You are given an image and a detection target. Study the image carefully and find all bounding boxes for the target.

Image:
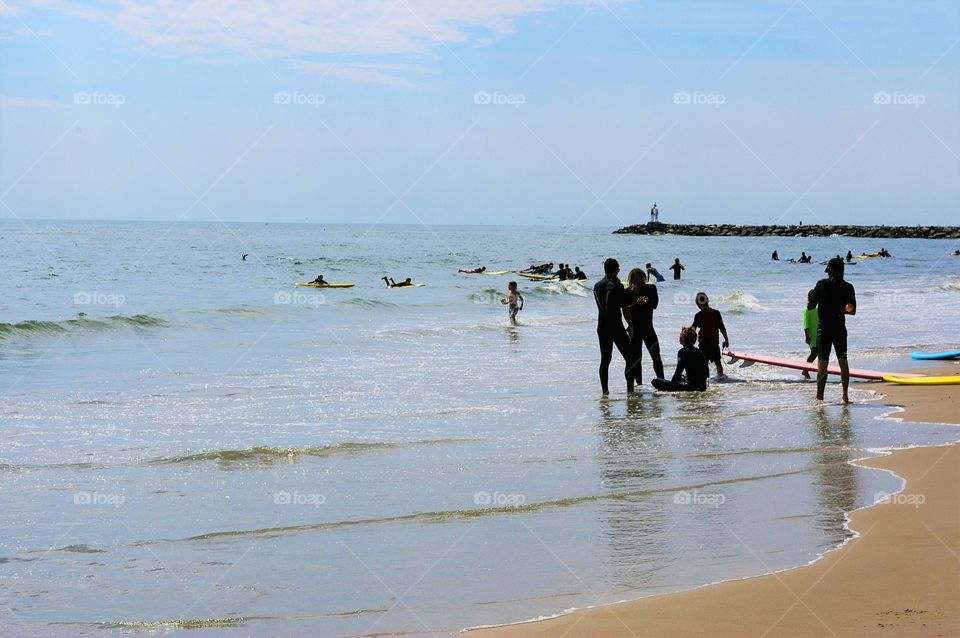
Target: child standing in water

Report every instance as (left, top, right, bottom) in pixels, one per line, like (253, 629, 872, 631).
(692, 292, 730, 378)
(501, 281, 524, 325)
(802, 288, 818, 379)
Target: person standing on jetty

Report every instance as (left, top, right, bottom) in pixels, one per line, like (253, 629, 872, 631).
(812, 257, 857, 403)
(594, 258, 637, 395)
(669, 257, 685, 280)
(624, 268, 665, 384)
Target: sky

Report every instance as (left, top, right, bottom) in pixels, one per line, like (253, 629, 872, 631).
(0, 0, 958, 227)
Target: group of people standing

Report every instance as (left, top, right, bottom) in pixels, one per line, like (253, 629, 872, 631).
(592, 255, 857, 402)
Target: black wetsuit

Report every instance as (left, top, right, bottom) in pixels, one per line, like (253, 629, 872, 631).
(558, 268, 568, 281)
(652, 346, 708, 392)
(811, 277, 856, 360)
(625, 284, 665, 382)
(594, 276, 637, 393)
(669, 263, 684, 280)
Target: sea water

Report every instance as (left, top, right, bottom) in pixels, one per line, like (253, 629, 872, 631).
(2, 221, 959, 637)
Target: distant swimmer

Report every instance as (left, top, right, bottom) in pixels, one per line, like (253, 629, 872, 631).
(811, 257, 856, 403)
(845, 250, 853, 263)
(459, 266, 486, 274)
(669, 257, 685, 280)
(242, 254, 248, 261)
(772, 250, 779, 261)
(879, 248, 892, 257)
(309, 274, 328, 285)
(692, 292, 729, 378)
(574, 266, 587, 280)
(645, 262, 665, 282)
(954, 250, 960, 256)
(500, 281, 524, 325)
(796, 252, 812, 264)
(383, 276, 413, 287)
(651, 327, 708, 392)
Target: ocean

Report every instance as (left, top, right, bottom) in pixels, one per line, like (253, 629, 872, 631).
(2, 220, 959, 637)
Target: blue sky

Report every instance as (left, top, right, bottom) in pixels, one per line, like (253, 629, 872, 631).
(1, 0, 958, 226)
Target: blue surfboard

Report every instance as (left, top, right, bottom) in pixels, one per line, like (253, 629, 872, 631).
(911, 350, 960, 360)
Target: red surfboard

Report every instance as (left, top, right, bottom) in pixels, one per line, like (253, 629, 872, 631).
(724, 351, 924, 381)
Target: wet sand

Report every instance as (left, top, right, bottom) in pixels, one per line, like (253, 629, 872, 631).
(465, 369, 960, 637)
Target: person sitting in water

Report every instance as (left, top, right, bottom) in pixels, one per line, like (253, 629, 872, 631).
(574, 266, 587, 280)
(772, 250, 779, 261)
(309, 274, 328, 285)
(458, 266, 486, 274)
(651, 327, 708, 392)
(797, 252, 811, 263)
(880, 248, 891, 257)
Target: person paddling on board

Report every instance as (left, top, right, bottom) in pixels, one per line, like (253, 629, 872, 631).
(309, 274, 328, 285)
(458, 267, 486, 274)
(802, 288, 819, 379)
(383, 276, 413, 287)
(594, 258, 638, 395)
(501, 281, 524, 326)
(669, 257, 685, 280)
(812, 257, 856, 403)
(652, 327, 708, 392)
(692, 292, 729, 378)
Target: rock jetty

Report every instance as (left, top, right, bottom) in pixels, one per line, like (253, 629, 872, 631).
(613, 222, 960, 239)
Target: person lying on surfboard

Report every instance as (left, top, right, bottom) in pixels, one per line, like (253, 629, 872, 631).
(651, 327, 708, 392)
(309, 274, 328, 285)
(458, 266, 486, 274)
(692, 292, 729, 378)
(383, 276, 413, 287)
(520, 262, 553, 274)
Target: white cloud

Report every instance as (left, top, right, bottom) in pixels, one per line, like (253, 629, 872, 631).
(0, 94, 56, 107)
(9, 0, 609, 84)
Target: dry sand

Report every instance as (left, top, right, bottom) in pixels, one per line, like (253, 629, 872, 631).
(465, 369, 960, 637)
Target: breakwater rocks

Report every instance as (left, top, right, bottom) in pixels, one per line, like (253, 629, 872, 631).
(613, 222, 960, 239)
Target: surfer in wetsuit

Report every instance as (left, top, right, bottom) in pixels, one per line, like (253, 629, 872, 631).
(383, 276, 413, 287)
(652, 327, 708, 392)
(309, 274, 328, 285)
(772, 250, 779, 261)
(557, 263, 568, 281)
(669, 257, 685, 280)
(624, 268, 665, 385)
(811, 257, 857, 403)
(574, 266, 587, 280)
(845, 250, 853, 263)
(594, 258, 638, 395)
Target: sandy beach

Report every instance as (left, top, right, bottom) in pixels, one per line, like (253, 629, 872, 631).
(466, 368, 960, 637)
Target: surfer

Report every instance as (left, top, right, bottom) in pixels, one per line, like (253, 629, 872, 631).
(772, 250, 779, 261)
(383, 276, 413, 287)
(594, 258, 638, 395)
(557, 263, 568, 281)
(458, 267, 486, 274)
(669, 258, 685, 280)
(501, 281, 524, 326)
(651, 327, 708, 392)
(645, 262, 665, 282)
(242, 253, 248, 261)
(845, 250, 853, 263)
(574, 266, 587, 280)
(797, 252, 812, 264)
(309, 274, 328, 285)
(802, 289, 819, 379)
(692, 292, 729, 378)
(811, 257, 857, 403)
(624, 268, 665, 384)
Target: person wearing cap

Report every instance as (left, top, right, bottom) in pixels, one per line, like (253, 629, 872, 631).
(811, 257, 857, 403)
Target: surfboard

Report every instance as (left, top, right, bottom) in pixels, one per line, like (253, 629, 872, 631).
(724, 351, 924, 381)
(484, 270, 511, 276)
(910, 350, 960, 360)
(295, 282, 355, 288)
(517, 272, 557, 281)
(883, 375, 960, 385)
(389, 283, 426, 288)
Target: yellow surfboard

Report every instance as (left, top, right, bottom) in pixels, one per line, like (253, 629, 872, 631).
(295, 282, 355, 288)
(883, 375, 960, 385)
